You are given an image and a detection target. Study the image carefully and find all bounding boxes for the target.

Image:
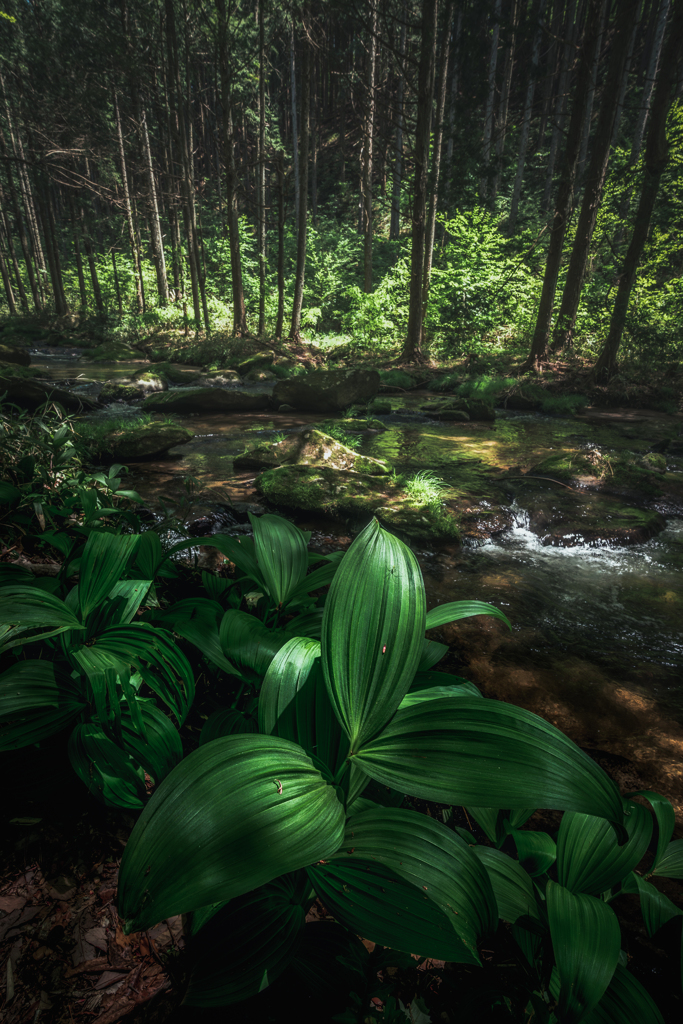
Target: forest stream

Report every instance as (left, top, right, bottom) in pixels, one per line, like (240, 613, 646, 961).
(31, 350, 683, 814)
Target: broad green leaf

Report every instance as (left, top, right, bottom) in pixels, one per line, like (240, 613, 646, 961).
(118, 734, 346, 932)
(353, 698, 625, 828)
(177, 533, 263, 587)
(184, 872, 308, 1006)
(68, 722, 146, 809)
(425, 600, 511, 631)
(220, 609, 292, 676)
(466, 806, 504, 844)
(78, 532, 139, 619)
(551, 965, 665, 1024)
(0, 585, 83, 629)
(547, 879, 620, 1024)
(472, 846, 541, 925)
(286, 607, 324, 639)
(335, 809, 497, 963)
(557, 800, 652, 895)
(321, 519, 426, 749)
(628, 873, 682, 936)
(258, 637, 321, 737)
(120, 701, 183, 785)
(158, 598, 241, 677)
(135, 532, 165, 577)
(399, 684, 481, 709)
(0, 482, 21, 503)
(200, 708, 258, 744)
(626, 791, 674, 874)
(250, 512, 309, 607)
(308, 858, 471, 963)
(105, 579, 153, 625)
(509, 829, 557, 877)
(651, 838, 683, 880)
(201, 570, 233, 600)
(417, 638, 448, 671)
(0, 661, 86, 750)
(284, 558, 342, 609)
(409, 671, 482, 698)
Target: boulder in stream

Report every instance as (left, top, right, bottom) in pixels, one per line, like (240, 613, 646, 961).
(0, 343, 31, 367)
(96, 421, 194, 460)
(272, 368, 380, 413)
(235, 428, 391, 475)
(196, 368, 241, 387)
(143, 387, 270, 414)
(0, 376, 100, 412)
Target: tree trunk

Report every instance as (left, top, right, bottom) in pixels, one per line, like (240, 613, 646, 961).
(114, 90, 144, 313)
(524, 0, 603, 370)
(541, 0, 579, 213)
(216, 0, 248, 335)
(275, 150, 285, 340)
(139, 104, 169, 305)
(481, 0, 502, 196)
(258, 0, 267, 335)
(553, 0, 640, 352)
(290, 3, 311, 342)
(390, 5, 407, 241)
(422, 1, 452, 329)
(630, 0, 670, 165)
(595, 0, 683, 378)
(492, 0, 519, 200)
(577, 0, 608, 184)
(67, 192, 87, 310)
(112, 250, 123, 316)
(0, 219, 17, 314)
(311, 58, 318, 226)
(508, 0, 548, 232)
(0, 128, 41, 310)
(80, 202, 104, 315)
(0, 201, 28, 311)
(291, 21, 300, 226)
(609, 0, 643, 150)
(363, 0, 378, 292)
(401, 0, 438, 362)
(445, 6, 463, 172)
(35, 174, 67, 316)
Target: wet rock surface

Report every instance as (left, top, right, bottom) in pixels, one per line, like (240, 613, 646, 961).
(0, 343, 31, 366)
(272, 367, 380, 412)
(142, 387, 270, 413)
(0, 375, 100, 411)
(96, 421, 194, 460)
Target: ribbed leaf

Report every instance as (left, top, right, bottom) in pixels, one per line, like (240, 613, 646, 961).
(120, 701, 183, 785)
(335, 809, 497, 963)
(220, 609, 293, 676)
(284, 559, 342, 609)
(652, 838, 683, 880)
(171, 534, 264, 587)
(472, 846, 541, 925)
(556, 800, 652, 895)
(0, 482, 21, 503)
(250, 512, 309, 607)
(308, 858, 472, 962)
(184, 872, 308, 1007)
(68, 723, 146, 809)
(409, 671, 482, 698)
(118, 734, 346, 932)
(399, 684, 481, 709)
(135, 531, 165, 577)
(0, 585, 83, 629)
(321, 519, 426, 749)
(425, 600, 511, 631)
(104, 579, 153, 626)
(547, 879, 620, 1024)
(200, 708, 258, 744)
(78, 532, 139, 619)
(158, 598, 241, 677)
(286, 607, 324, 639)
(509, 829, 556, 877)
(627, 791, 674, 873)
(417, 638, 448, 671)
(628, 873, 682, 936)
(258, 637, 320, 736)
(0, 661, 86, 749)
(353, 697, 625, 828)
(551, 965, 665, 1024)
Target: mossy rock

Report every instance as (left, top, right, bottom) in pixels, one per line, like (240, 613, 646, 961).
(532, 448, 667, 498)
(98, 422, 194, 460)
(143, 387, 270, 414)
(244, 368, 277, 382)
(375, 502, 460, 541)
(236, 428, 390, 475)
(466, 400, 495, 422)
(148, 362, 198, 385)
(0, 343, 31, 367)
(368, 398, 392, 415)
(378, 369, 415, 391)
(0, 361, 41, 378)
(272, 368, 380, 413)
(89, 343, 141, 362)
(336, 417, 387, 432)
(100, 381, 145, 403)
(232, 350, 275, 374)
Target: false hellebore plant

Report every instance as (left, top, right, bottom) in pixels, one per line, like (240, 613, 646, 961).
(117, 519, 681, 1017)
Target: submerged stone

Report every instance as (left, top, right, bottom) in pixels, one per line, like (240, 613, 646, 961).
(88, 342, 141, 362)
(0, 376, 99, 412)
(272, 368, 380, 413)
(143, 387, 270, 413)
(98, 422, 194, 460)
(235, 428, 391, 475)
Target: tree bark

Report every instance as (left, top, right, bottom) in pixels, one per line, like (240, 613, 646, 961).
(390, 5, 407, 241)
(0, 127, 40, 310)
(509, 0, 548, 232)
(401, 0, 438, 362)
(363, 0, 378, 292)
(0, 218, 17, 314)
(630, 0, 670, 165)
(553, 0, 640, 352)
(541, 0, 579, 213)
(290, 3, 311, 342)
(492, 0, 519, 200)
(595, 0, 683, 378)
(445, 5, 462, 172)
(609, 0, 643, 150)
(291, 21, 300, 227)
(577, 0, 608, 184)
(139, 104, 169, 306)
(0, 199, 28, 311)
(275, 149, 285, 340)
(481, 0, 502, 197)
(258, 0, 267, 335)
(524, 0, 603, 370)
(79, 201, 104, 315)
(114, 90, 144, 313)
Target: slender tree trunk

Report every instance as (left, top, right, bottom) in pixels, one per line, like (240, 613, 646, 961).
(541, 0, 579, 213)
(481, 0, 502, 197)
(0, 220, 17, 314)
(595, 0, 683, 378)
(79, 202, 104, 315)
(0, 203, 28, 311)
(258, 0, 267, 335)
(114, 90, 144, 312)
(339, 84, 346, 184)
(35, 174, 67, 316)
(139, 105, 169, 305)
(524, 0, 603, 370)
(0, 129, 41, 310)
(291, 21, 300, 226)
(363, 0, 378, 292)
(183, 15, 210, 335)
(630, 0, 670, 164)
(422, 1, 452, 328)
(290, 2, 311, 342)
(509, 0, 547, 232)
(446, 6, 462, 171)
(492, 0, 519, 200)
(311, 59, 318, 225)
(275, 150, 285, 340)
(402, 0, 438, 361)
(67, 193, 87, 310)
(216, 0, 247, 334)
(577, 0, 608, 184)
(609, 0, 643, 150)
(390, 6, 407, 241)
(112, 250, 123, 316)
(553, 0, 640, 352)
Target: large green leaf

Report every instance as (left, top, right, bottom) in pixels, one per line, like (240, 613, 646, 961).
(250, 512, 309, 607)
(353, 697, 625, 827)
(509, 829, 557, 877)
(118, 734, 346, 932)
(169, 534, 264, 587)
(472, 846, 541, 925)
(333, 808, 497, 963)
(78, 531, 139, 619)
(308, 858, 472, 963)
(200, 708, 258, 744)
(627, 791, 674, 873)
(184, 872, 308, 1007)
(158, 598, 241, 677)
(68, 722, 146, 809)
(120, 701, 183, 785)
(547, 879, 620, 1024)
(0, 660, 86, 749)
(417, 638, 448, 671)
(551, 965, 665, 1024)
(627, 873, 683, 936)
(258, 637, 321, 737)
(651, 838, 683, 880)
(321, 519, 426, 749)
(283, 558, 342, 609)
(556, 800, 652, 896)
(409, 670, 482, 698)
(425, 600, 512, 631)
(0, 585, 83, 630)
(220, 609, 293, 676)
